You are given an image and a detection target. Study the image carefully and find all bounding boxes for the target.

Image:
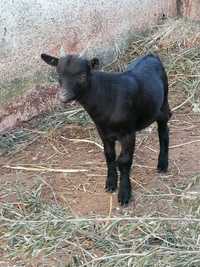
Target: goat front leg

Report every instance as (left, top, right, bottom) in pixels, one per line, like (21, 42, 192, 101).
(103, 139, 118, 192)
(118, 133, 135, 205)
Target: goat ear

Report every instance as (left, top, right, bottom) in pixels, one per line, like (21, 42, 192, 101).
(89, 57, 100, 70)
(41, 53, 59, 66)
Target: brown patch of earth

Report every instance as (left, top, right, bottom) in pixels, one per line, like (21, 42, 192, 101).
(1, 113, 200, 217)
(0, 91, 200, 266)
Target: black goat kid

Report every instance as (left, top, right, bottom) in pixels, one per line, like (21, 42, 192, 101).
(41, 53, 171, 206)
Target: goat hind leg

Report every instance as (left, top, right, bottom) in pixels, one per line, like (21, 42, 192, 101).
(157, 119, 169, 172)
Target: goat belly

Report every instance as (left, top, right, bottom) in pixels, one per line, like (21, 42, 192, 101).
(135, 117, 156, 131)
(134, 106, 160, 131)
(134, 92, 163, 131)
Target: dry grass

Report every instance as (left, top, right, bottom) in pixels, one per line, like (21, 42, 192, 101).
(0, 18, 200, 266)
(0, 106, 91, 156)
(1, 175, 200, 266)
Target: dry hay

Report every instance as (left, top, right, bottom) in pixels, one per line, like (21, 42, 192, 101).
(1, 175, 200, 266)
(153, 18, 200, 50)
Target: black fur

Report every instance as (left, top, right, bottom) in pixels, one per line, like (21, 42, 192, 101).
(41, 53, 171, 206)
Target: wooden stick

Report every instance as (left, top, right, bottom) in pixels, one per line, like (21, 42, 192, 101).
(3, 165, 88, 173)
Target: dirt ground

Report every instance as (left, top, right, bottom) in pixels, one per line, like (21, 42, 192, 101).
(0, 89, 200, 266)
(1, 109, 200, 217)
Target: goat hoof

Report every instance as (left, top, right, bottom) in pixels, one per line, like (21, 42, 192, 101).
(157, 161, 168, 173)
(105, 180, 117, 193)
(157, 166, 168, 173)
(118, 189, 131, 206)
(158, 167, 168, 173)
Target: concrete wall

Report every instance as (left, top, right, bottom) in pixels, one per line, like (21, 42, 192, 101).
(183, 0, 200, 20)
(0, 0, 176, 86)
(0, 0, 199, 132)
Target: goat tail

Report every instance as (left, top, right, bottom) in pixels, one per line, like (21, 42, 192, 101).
(160, 59, 172, 120)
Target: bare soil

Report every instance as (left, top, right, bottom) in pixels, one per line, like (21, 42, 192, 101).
(0, 93, 200, 266)
(1, 111, 200, 217)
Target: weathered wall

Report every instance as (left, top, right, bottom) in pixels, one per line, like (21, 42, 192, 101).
(0, 0, 177, 132)
(176, 0, 200, 19)
(0, 0, 199, 132)
(0, 0, 176, 86)
(183, 0, 200, 20)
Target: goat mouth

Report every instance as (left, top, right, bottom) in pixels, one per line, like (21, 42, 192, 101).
(58, 92, 75, 103)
